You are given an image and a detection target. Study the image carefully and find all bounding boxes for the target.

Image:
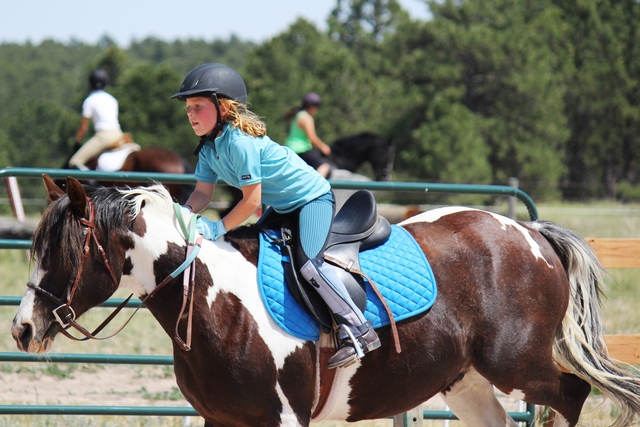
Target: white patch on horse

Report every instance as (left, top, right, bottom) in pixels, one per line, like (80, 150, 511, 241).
(486, 212, 553, 268)
(441, 368, 518, 427)
(399, 206, 472, 225)
(121, 189, 189, 296)
(400, 207, 553, 268)
(123, 219, 181, 296)
(13, 268, 41, 326)
(505, 389, 526, 401)
(551, 412, 571, 427)
(199, 239, 306, 370)
(275, 382, 303, 426)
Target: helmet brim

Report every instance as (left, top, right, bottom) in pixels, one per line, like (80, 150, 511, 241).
(170, 88, 219, 100)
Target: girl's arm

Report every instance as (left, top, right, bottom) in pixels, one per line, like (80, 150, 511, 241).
(220, 183, 262, 230)
(185, 181, 216, 213)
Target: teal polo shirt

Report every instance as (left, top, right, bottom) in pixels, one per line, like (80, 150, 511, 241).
(194, 126, 331, 214)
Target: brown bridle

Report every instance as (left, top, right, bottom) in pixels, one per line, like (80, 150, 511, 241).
(27, 196, 202, 351)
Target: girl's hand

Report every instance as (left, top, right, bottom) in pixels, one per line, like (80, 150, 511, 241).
(196, 217, 227, 241)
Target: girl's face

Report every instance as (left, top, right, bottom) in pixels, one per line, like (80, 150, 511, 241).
(185, 97, 218, 136)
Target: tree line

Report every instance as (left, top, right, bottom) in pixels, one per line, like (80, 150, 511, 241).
(1, 0, 639, 204)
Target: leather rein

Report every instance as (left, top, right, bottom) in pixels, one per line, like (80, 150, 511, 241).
(27, 198, 202, 351)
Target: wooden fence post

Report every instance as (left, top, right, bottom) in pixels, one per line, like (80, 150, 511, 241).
(5, 176, 25, 222)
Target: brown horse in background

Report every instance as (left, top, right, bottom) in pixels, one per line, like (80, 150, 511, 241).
(110, 146, 194, 204)
(62, 135, 194, 204)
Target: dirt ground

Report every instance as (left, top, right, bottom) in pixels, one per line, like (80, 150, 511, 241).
(0, 361, 621, 426)
(0, 363, 540, 426)
(0, 364, 182, 407)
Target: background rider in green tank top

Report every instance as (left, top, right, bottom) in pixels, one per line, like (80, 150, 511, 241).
(283, 92, 332, 178)
(286, 110, 314, 154)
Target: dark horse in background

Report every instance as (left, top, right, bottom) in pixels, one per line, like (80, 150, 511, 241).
(329, 131, 394, 182)
(60, 134, 194, 204)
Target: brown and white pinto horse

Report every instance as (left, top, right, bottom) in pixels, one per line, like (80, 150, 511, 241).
(11, 176, 640, 427)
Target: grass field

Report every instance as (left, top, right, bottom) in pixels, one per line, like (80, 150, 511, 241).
(0, 200, 639, 426)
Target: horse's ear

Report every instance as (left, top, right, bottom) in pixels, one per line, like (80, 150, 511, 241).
(42, 174, 65, 202)
(66, 177, 88, 218)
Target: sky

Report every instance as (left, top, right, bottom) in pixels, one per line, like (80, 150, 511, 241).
(1, 0, 431, 46)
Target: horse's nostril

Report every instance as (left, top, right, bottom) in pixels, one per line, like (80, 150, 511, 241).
(14, 322, 33, 352)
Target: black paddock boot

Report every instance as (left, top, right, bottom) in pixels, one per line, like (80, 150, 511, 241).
(328, 323, 381, 369)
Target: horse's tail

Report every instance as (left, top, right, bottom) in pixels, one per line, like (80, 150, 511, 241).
(534, 220, 640, 427)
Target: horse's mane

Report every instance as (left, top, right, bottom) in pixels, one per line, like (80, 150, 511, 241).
(31, 184, 173, 273)
(117, 183, 174, 218)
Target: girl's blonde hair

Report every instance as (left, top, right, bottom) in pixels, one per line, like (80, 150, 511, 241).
(219, 99, 267, 138)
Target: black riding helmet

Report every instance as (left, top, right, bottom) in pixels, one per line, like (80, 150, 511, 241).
(171, 63, 247, 155)
(170, 63, 247, 103)
(89, 69, 109, 91)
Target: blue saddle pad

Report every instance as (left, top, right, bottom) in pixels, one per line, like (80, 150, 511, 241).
(257, 225, 437, 340)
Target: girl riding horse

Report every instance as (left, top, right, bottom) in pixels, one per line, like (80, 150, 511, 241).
(172, 63, 380, 368)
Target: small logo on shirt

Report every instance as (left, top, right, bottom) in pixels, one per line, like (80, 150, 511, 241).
(241, 174, 252, 180)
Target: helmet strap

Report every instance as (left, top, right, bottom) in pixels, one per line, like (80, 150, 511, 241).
(193, 136, 207, 156)
(192, 94, 225, 156)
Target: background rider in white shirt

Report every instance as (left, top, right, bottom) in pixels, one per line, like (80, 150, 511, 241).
(68, 68, 123, 170)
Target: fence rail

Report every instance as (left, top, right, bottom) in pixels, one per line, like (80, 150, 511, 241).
(0, 167, 540, 220)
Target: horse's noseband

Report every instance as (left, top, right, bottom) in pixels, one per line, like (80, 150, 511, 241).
(26, 281, 76, 328)
(27, 197, 127, 341)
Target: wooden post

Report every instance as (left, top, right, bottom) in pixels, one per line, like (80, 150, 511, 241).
(586, 238, 640, 268)
(603, 334, 640, 365)
(5, 176, 25, 222)
(586, 238, 640, 365)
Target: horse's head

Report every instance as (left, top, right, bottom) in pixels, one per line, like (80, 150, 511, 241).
(359, 133, 395, 181)
(331, 132, 395, 181)
(11, 175, 137, 353)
